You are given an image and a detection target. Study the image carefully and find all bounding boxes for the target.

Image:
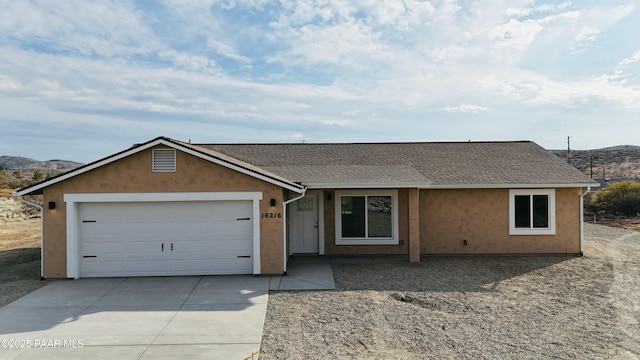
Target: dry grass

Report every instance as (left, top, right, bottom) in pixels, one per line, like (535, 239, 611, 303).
(0, 188, 16, 197)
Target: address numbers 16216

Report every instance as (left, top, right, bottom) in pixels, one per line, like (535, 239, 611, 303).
(262, 212, 282, 219)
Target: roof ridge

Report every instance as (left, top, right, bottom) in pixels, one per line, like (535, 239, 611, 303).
(196, 140, 534, 145)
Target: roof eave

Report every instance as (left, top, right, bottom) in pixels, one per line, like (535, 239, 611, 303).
(426, 183, 599, 189)
(14, 137, 305, 196)
(302, 182, 598, 190)
(303, 182, 431, 189)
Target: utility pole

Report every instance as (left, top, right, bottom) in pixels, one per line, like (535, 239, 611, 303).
(589, 155, 594, 178)
(567, 136, 571, 164)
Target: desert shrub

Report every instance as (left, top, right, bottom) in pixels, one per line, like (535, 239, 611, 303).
(32, 170, 44, 182)
(588, 181, 640, 217)
(0, 171, 22, 189)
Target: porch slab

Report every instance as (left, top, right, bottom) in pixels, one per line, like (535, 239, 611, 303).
(270, 256, 336, 290)
(329, 255, 408, 264)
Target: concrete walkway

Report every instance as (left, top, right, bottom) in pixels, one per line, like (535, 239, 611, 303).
(0, 276, 269, 360)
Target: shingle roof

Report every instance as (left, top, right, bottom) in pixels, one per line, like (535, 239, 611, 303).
(195, 141, 596, 188)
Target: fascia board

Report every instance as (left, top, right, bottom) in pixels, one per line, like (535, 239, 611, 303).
(303, 182, 597, 190)
(15, 138, 305, 196)
(426, 183, 599, 189)
(15, 138, 171, 196)
(303, 182, 430, 189)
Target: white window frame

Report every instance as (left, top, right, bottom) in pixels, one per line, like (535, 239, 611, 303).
(509, 189, 556, 235)
(335, 190, 399, 245)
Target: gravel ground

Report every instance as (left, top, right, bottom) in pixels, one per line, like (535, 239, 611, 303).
(0, 218, 49, 308)
(261, 223, 640, 359)
(0, 255, 48, 307)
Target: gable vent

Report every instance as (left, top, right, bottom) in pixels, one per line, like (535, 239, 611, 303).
(153, 149, 176, 172)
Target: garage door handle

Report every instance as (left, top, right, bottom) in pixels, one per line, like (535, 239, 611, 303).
(237, 255, 251, 258)
(161, 243, 164, 251)
(237, 217, 250, 221)
(83, 255, 97, 258)
(171, 243, 173, 251)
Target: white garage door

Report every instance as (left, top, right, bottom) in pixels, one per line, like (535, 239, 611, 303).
(79, 201, 253, 277)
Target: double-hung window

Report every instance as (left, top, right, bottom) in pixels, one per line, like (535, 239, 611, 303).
(509, 189, 556, 235)
(335, 190, 399, 245)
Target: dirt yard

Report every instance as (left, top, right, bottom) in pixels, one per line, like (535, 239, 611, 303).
(261, 224, 640, 359)
(0, 195, 49, 307)
(588, 218, 640, 232)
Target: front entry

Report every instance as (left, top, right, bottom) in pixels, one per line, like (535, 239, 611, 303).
(290, 192, 320, 254)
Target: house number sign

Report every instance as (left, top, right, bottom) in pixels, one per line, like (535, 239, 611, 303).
(261, 212, 282, 219)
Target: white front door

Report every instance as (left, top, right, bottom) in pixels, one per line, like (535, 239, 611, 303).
(290, 193, 319, 253)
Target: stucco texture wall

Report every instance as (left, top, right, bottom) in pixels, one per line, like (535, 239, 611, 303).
(420, 188, 582, 254)
(42, 146, 286, 278)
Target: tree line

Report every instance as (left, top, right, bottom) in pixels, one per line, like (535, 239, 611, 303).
(0, 164, 54, 189)
(585, 181, 640, 217)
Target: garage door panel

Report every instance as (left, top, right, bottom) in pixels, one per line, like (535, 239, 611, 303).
(209, 259, 252, 274)
(210, 239, 253, 252)
(82, 260, 125, 277)
(78, 200, 254, 277)
(167, 260, 212, 273)
(169, 240, 211, 254)
(125, 259, 169, 274)
(207, 226, 253, 236)
(171, 242, 252, 259)
(82, 239, 162, 254)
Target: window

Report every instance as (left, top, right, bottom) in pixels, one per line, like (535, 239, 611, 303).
(335, 190, 398, 245)
(509, 189, 556, 235)
(153, 149, 176, 172)
(297, 197, 314, 211)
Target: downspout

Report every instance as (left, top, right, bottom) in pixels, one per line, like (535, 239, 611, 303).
(282, 188, 307, 274)
(580, 186, 592, 256)
(13, 193, 44, 280)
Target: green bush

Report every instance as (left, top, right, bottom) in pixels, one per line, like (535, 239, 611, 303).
(588, 181, 640, 217)
(32, 170, 44, 182)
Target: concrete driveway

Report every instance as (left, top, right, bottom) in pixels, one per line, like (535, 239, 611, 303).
(0, 276, 269, 360)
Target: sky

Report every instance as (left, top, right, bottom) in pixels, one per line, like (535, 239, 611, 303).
(1, 0, 639, 163)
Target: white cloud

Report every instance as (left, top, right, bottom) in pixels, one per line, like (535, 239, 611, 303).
(620, 51, 640, 66)
(489, 18, 544, 50)
(443, 104, 491, 113)
(207, 39, 252, 63)
(0, 74, 22, 92)
(0, 2, 161, 57)
(0, 0, 639, 161)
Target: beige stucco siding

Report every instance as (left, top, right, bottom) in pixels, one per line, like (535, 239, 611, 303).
(42, 146, 286, 278)
(420, 188, 582, 254)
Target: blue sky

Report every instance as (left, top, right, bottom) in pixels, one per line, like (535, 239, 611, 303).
(1, 0, 639, 163)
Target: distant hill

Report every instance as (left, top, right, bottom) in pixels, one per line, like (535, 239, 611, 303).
(0, 156, 83, 176)
(0, 155, 84, 187)
(552, 145, 640, 180)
